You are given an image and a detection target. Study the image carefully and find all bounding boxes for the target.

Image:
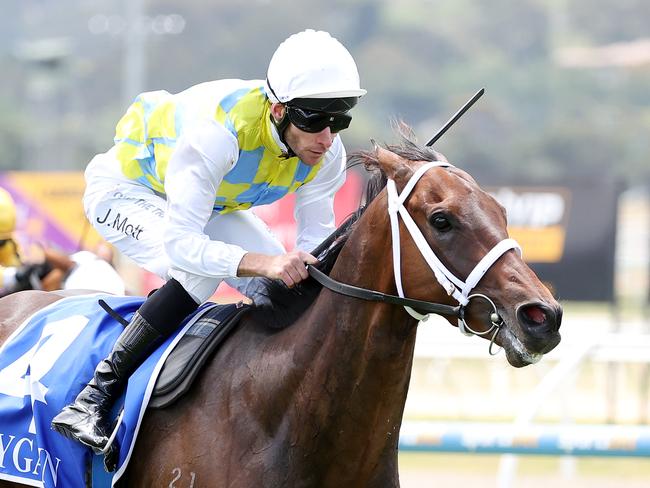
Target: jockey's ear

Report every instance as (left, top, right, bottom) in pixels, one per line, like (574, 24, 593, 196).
(270, 103, 286, 123)
(373, 144, 408, 181)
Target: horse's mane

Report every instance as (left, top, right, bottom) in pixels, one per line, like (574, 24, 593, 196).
(248, 124, 445, 329)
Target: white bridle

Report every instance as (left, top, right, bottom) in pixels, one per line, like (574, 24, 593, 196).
(386, 162, 522, 335)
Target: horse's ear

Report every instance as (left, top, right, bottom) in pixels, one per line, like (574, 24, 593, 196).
(373, 144, 406, 180)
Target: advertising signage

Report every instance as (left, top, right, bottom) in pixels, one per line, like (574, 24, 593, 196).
(0, 170, 621, 302)
(487, 177, 622, 302)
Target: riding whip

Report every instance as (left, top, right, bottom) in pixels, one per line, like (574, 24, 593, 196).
(426, 88, 485, 147)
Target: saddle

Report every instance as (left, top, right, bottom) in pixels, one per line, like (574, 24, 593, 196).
(148, 302, 250, 409)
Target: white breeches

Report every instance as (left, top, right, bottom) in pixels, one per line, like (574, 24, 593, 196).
(83, 180, 285, 303)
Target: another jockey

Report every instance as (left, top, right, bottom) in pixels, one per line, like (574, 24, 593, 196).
(52, 30, 366, 453)
(0, 188, 51, 296)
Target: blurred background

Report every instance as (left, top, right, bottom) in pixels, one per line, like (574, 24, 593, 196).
(1, 0, 649, 486)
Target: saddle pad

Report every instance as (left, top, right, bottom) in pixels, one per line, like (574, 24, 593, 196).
(149, 303, 249, 409)
(0, 294, 213, 488)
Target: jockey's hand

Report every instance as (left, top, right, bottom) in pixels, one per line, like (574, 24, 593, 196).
(237, 251, 318, 288)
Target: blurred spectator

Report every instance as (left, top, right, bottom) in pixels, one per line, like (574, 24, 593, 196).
(0, 187, 51, 296)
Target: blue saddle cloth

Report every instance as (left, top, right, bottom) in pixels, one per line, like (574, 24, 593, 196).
(0, 294, 213, 488)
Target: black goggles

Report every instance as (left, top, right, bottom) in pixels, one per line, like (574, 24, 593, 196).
(285, 105, 352, 134)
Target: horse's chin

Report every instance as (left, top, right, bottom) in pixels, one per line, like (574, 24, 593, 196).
(499, 327, 543, 368)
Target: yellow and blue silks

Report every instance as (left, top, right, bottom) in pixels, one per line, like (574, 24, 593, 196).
(113, 85, 322, 213)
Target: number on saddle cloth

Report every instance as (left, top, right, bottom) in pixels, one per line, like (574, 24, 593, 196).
(0, 295, 144, 487)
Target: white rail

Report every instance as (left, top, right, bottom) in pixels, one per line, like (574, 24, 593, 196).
(406, 317, 650, 488)
(399, 420, 650, 457)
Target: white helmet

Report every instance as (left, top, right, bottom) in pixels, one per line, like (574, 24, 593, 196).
(265, 29, 367, 103)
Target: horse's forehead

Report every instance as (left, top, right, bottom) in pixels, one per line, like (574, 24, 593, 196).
(413, 165, 477, 200)
(401, 165, 507, 235)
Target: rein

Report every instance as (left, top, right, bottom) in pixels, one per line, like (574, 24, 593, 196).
(307, 266, 460, 317)
(309, 161, 522, 353)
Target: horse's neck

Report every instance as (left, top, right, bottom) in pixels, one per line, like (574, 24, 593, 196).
(318, 206, 419, 401)
(185, 205, 416, 485)
(285, 203, 418, 481)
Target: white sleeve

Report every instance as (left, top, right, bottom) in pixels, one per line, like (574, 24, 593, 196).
(163, 120, 247, 278)
(1, 266, 17, 290)
(293, 137, 347, 253)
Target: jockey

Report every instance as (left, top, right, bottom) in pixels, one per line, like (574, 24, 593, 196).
(52, 29, 366, 453)
(0, 188, 51, 296)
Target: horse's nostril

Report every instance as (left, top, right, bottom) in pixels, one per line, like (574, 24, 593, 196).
(522, 305, 546, 325)
(517, 302, 562, 333)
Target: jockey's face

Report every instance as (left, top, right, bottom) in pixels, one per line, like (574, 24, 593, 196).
(284, 123, 335, 166)
(271, 103, 336, 166)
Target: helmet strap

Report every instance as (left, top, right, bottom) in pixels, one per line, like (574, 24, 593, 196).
(266, 77, 297, 158)
(269, 110, 296, 158)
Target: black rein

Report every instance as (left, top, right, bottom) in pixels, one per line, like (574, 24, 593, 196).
(307, 265, 460, 318)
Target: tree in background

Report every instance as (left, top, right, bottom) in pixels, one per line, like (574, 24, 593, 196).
(0, 0, 648, 185)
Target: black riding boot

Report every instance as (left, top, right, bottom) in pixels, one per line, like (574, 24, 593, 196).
(51, 278, 199, 453)
(51, 312, 162, 452)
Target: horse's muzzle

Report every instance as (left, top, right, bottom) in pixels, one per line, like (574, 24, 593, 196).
(516, 301, 563, 353)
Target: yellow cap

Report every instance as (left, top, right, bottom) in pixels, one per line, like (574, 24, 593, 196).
(0, 188, 17, 240)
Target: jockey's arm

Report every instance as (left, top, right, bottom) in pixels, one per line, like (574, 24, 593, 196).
(238, 139, 346, 286)
(163, 120, 247, 280)
(163, 122, 344, 288)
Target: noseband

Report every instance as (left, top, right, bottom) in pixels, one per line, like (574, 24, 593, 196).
(308, 161, 521, 351)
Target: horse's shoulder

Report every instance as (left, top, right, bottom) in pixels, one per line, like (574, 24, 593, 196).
(0, 290, 68, 338)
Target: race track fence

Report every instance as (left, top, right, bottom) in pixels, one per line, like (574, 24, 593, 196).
(398, 420, 650, 457)
(404, 327, 650, 487)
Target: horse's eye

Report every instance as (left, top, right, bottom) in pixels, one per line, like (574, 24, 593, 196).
(430, 213, 452, 232)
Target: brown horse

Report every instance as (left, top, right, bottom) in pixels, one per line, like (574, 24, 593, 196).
(0, 135, 562, 487)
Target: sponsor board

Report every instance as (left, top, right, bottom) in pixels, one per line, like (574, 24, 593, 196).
(489, 186, 571, 263)
(487, 177, 621, 302)
(0, 172, 104, 256)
